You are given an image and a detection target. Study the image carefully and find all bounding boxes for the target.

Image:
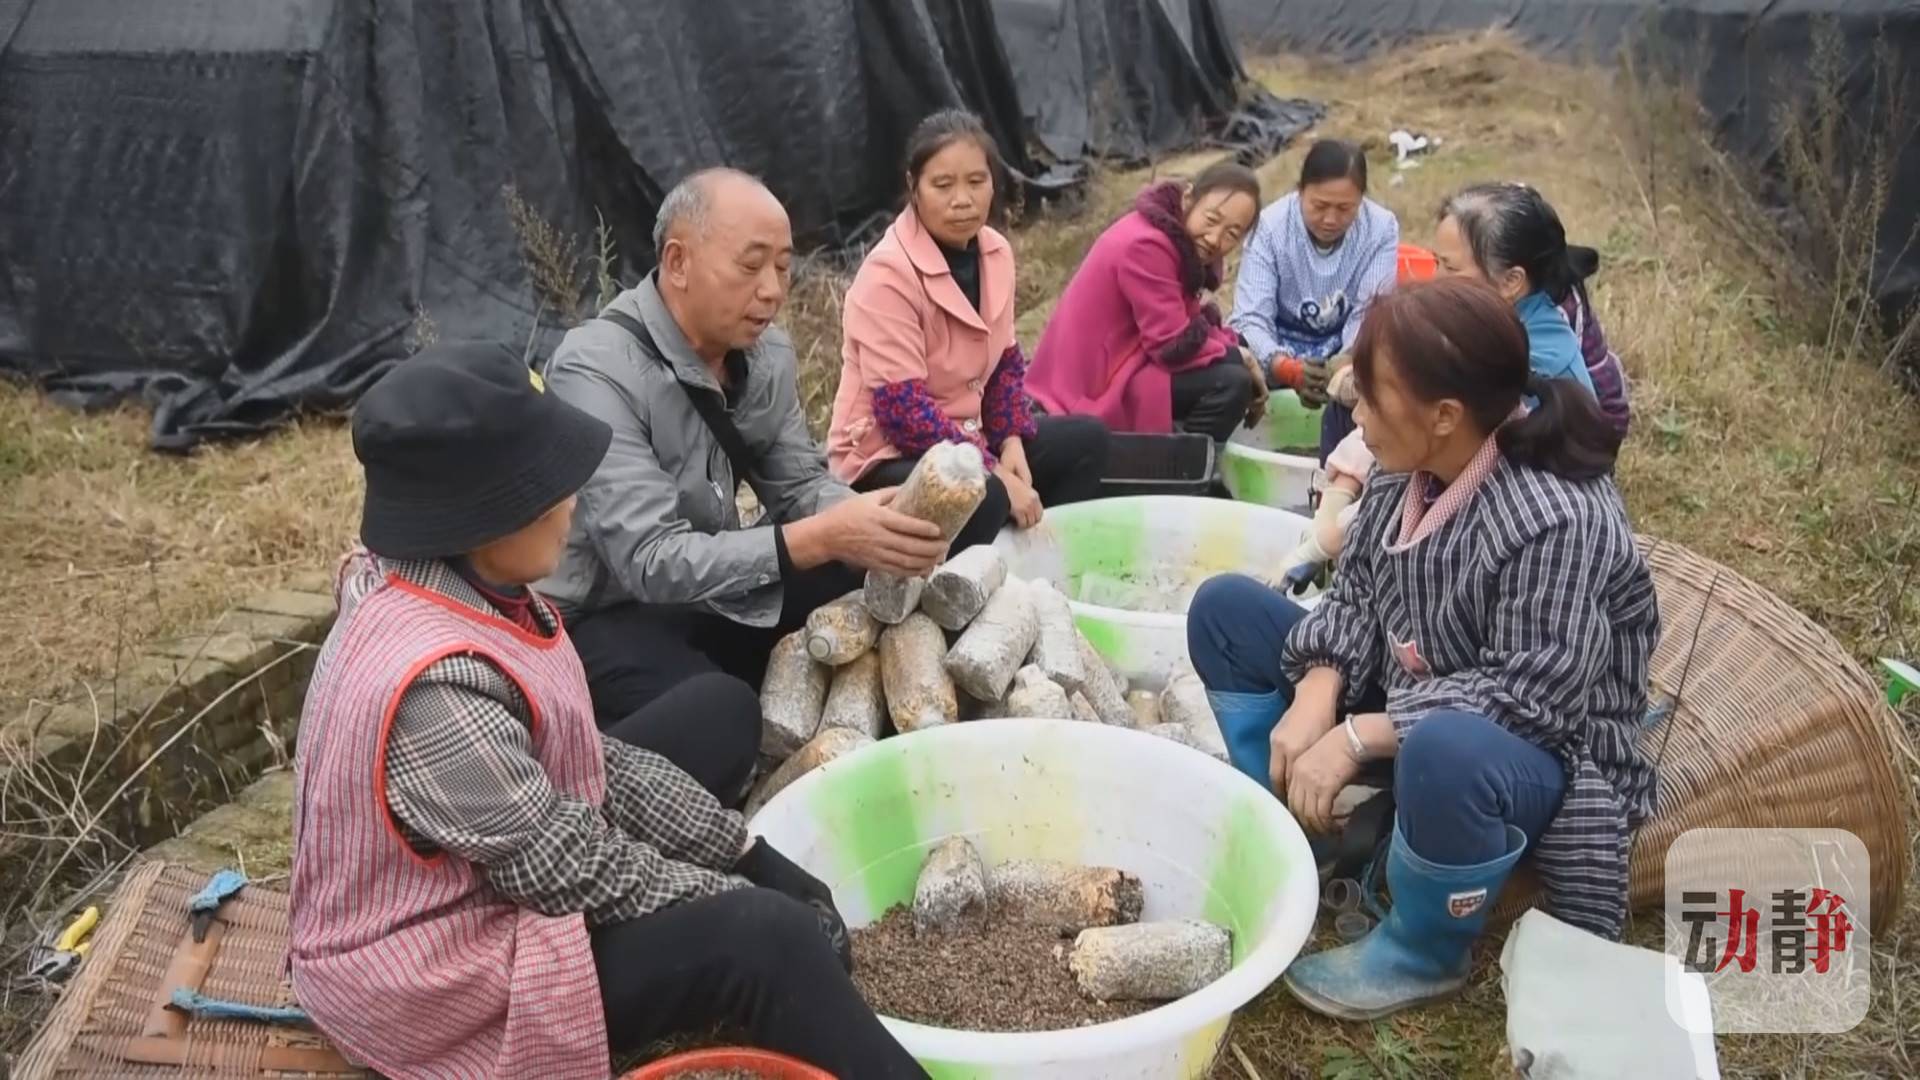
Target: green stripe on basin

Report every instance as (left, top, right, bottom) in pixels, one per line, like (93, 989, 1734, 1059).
(1056, 497, 1148, 596)
(921, 1059, 987, 1080)
(1221, 448, 1271, 506)
(1073, 611, 1129, 670)
(811, 744, 924, 915)
(1203, 795, 1289, 964)
(1266, 391, 1322, 451)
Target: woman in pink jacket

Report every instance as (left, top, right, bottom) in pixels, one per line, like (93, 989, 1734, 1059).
(829, 110, 1109, 556)
(1028, 163, 1264, 442)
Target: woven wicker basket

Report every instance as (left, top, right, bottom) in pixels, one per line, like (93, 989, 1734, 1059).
(1500, 538, 1915, 928)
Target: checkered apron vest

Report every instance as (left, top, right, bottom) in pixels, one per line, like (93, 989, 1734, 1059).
(290, 567, 609, 1079)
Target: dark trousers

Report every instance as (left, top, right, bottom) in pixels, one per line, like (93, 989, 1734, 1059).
(1396, 711, 1565, 864)
(571, 561, 863, 728)
(1319, 401, 1358, 466)
(1170, 351, 1256, 443)
(855, 414, 1111, 557)
(593, 888, 926, 1078)
(1186, 574, 1565, 864)
(1187, 573, 1385, 714)
(601, 671, 765, 804)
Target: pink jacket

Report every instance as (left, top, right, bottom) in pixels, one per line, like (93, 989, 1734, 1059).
(1028, 183, 1236, 433)
(828, 208, 1015, 482)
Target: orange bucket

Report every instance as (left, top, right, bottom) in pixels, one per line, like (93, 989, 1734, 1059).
(1396, 243, 1438, 283)
(621, 1047, 835, 1080)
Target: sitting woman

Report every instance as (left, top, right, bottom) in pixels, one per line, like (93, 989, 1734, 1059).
(1186, 279, 1660, 1021)
(1229, 139, 1400, 461)
(1027, 161, 1265, 444)
(1274, 182, 1632, 585)
(291, 343, 925, 1080)
(831, 110, 1109, 555)
(1432, 181, 1629, 431)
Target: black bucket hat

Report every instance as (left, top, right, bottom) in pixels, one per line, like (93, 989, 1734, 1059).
(351, 341, 612, 560)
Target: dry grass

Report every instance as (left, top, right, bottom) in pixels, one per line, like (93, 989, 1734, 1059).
(785, 265, 855, 436)
(0, 29, 1915, 1076)
(0, 396, 357, 715)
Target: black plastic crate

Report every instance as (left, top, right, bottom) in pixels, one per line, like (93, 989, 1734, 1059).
(1097, 432, 1217, 497)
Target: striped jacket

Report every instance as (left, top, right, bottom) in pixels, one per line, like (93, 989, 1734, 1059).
(1283, 446, 1660, 938)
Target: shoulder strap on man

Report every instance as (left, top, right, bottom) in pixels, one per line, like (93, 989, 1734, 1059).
(599, 309, 759, 492)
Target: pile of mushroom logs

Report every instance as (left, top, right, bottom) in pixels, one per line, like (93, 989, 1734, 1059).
(749, 442, 1228, 818)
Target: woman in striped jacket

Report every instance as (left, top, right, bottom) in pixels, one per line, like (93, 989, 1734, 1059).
(1186, 278, 1660, 1021)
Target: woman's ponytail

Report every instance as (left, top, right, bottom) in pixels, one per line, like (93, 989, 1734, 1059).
(1497, 374, 1622, 480)
(1535, 243, 1600, 304)
(1566, 244, 1600, 281)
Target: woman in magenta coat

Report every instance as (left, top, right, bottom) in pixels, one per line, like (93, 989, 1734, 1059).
(1028, 164, 1264, 442)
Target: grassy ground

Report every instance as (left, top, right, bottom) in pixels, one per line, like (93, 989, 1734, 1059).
(0, 400, 357, 714)
(0, 30, 1914, 1077)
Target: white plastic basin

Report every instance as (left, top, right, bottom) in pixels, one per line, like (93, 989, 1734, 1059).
(750, 719, 1318, 1079)
(1221, 390, 1321, 512)
(994, 496, 1314, 691)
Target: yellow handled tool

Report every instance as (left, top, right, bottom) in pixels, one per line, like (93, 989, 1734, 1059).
(55, 906, 99, 956)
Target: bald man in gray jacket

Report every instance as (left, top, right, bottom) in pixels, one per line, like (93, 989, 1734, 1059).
(541, 169, 945, 726)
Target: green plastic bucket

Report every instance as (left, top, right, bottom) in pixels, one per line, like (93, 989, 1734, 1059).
(1221, 391, 1320, 513)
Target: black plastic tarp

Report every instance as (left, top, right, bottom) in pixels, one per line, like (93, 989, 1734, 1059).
(991, 0, 1323, 166)
(0, 0, 1312, 450)
(1215, 0, 1920, 335)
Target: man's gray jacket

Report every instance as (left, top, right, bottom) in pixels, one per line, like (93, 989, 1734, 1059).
(538, 277, 852, 626)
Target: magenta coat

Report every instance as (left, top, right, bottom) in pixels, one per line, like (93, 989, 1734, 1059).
(1028, 183, 1237, 434)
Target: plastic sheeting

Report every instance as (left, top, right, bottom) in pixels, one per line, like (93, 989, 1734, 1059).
(1215, 0, 1920, 332)
(0, 0, 1315, 450)
(991, 0, 1323, 164)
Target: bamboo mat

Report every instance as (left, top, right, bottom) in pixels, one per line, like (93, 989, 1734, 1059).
(15, 860, 368, 1078)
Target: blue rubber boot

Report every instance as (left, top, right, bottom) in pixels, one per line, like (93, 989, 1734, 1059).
(1205, 689, 1282, 787)
(1284, 823, 1526, 1020)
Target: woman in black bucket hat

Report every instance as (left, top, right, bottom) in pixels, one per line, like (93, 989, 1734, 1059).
(287, 342, 925, 1080)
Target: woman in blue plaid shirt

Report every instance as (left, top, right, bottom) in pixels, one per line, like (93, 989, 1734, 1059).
(1188, 278, 1657, 1021)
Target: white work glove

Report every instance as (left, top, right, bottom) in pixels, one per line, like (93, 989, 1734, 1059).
(1314, 484, 1359, 531)
(1271, 481, 1360, 596)
(1271, 532, 1333, 596)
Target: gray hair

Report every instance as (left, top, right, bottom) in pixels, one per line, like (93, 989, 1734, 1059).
(1436, 181, 1596, 302)
(1436, 183, 1530, 281)
(652, 167, 765, 262)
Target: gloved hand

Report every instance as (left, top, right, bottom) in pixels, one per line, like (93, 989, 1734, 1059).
(1270, 532, 1332, 595)
(1298, 358, 1332, 408)
(1326, 354, 1357, 408)
(1266, 354, 1303, 393)
(735, 838, 853, 972)
(1280, 560, 1320, 596)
